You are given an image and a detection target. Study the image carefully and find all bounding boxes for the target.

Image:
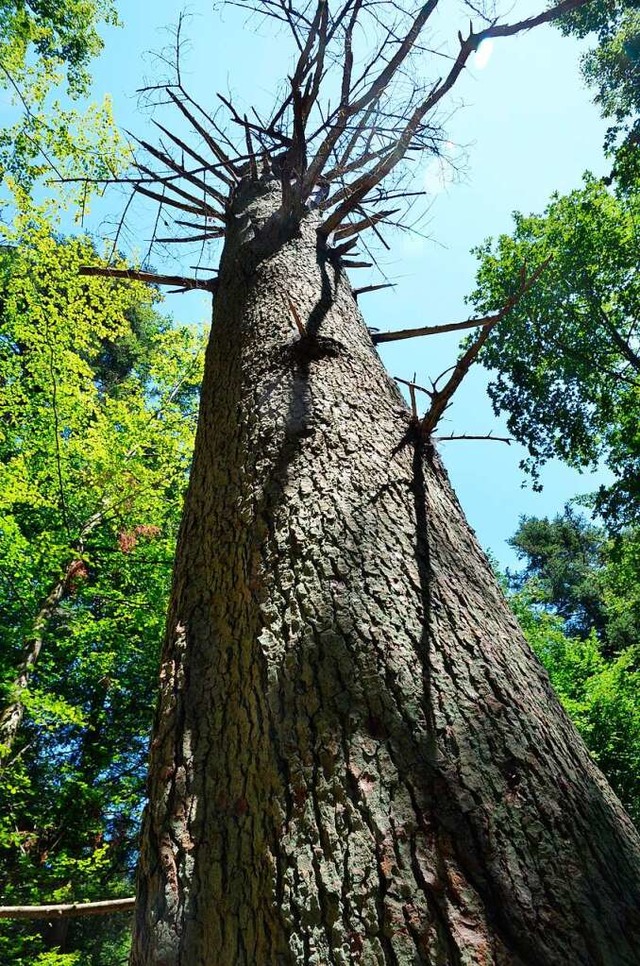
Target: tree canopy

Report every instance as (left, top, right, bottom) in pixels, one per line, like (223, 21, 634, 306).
(0, 223, 204, 964)
(468, 174, 640, 527)
(506, 508, 640, 826)
(0, 0, 125, 197)
(561, 0, 640, 186)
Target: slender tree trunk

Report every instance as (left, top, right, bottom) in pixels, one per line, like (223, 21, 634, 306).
(0, 559, 80, 758)
(0, 510, 101, 759)
(131, 178, 640, 965)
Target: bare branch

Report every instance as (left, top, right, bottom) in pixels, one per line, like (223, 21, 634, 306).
(421, 258, 551, 435)
(434, 433, 512, 444)
(134, 184, 215, 218)
(356, 282, 395, 297)
(395, 375, 433, 400)
(0, 898, 135, 920)
(129, 132, 227, 206)
(372, 311, 509, 345)
(319, 0, 591, 234)
(334, 208, 399, 241)
(79, 267, 217, 291)
(167, 88, 242, 178)
(154, 232, 225, 244)
(134, 161, 225, 220)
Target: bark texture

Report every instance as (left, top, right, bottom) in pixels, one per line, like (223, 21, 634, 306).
(131, 177, 640, 965)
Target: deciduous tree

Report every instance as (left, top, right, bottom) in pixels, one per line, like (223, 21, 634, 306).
(0, 224, 204, 964)
(469, 174, 640, 528)
(505, 509, 640, 825)
(0, 0, 125, 200)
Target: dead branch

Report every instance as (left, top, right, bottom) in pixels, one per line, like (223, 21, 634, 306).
(434, 433, 512, 444)
(334, 208, 399, 241)
(318, 0, 591, 235)
(89, 0, 590, 262)
(79, 267, 217, 291)
(134, 184, 213, 217)
(129, 132, 227, 206)
(421, 258, 551, 436)
(135, 161, 225, 220)
(394, 376, 433, 399)
(167, 88, 241, 179)
(331, 237, 359, 257)
(0, 898, 135, 920)
(372, 312, 509, 345)
(356, 282, 395, 297)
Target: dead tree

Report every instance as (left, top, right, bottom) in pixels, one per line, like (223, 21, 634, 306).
(78, 1, 640, 962)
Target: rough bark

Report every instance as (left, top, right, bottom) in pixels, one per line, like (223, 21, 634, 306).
(131, 177, 640, 965)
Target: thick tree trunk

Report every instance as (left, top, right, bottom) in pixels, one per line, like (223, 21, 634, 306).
(131, 178, 640, 965)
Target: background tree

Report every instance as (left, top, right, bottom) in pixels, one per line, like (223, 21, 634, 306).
(69, 1, 640, 962)
(468, 174, 640, 528)
(561, 0, 640, 187)
(0, 222, 204, 965)
(504, 509, 640, 825)
(469, 0, 640, 526)
(0, 0, 126, 201)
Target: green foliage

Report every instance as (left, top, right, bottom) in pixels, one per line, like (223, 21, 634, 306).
(0, 0, 126, 198)
(0, 222, 204, 963)
(508, 507, 608, 640)
(469, 175, 640, 527)
(471, 3, 640, 531)
(560, 1, 640, 186)
(0, 0, 119, 94)
(507, 509, 640, 825)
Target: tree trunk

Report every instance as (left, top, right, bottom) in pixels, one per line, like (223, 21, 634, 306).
(0, 511, 100, 760)
(131, 177, 640, 965)
(0, 559, 79, 758)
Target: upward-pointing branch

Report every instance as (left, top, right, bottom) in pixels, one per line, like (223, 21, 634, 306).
(421, 257, 551, 435)
(318, 0, 591, 234)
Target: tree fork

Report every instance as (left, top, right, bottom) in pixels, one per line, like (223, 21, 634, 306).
(130, 175, 640, 965)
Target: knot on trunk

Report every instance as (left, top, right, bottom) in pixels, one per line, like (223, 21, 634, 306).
(287, 333, 345, 364)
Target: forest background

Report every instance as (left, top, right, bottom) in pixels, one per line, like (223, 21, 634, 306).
(0, 0, 638, 962)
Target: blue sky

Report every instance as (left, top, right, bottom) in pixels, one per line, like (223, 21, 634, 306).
(87, 1, 611, 569)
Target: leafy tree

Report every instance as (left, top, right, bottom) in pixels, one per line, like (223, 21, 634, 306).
(469, 174, 640, 527)
(508, 507, 608, 640)
(0, 0, 126, 197)
(561, 0, 640, 186)
(506, 508, 640, 826)
(0, 223, 204, 964)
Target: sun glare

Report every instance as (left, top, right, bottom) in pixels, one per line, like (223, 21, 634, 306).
(474, 38, 494, 70)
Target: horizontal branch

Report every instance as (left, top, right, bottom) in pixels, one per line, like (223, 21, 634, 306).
(421, 257, 551, 435)
(435, 433, 512, 444)
(79, 267, 217, 292)
(356, 282, 395, 297)
(372, 313, 503, 345)
(0, 897, 135, 920)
